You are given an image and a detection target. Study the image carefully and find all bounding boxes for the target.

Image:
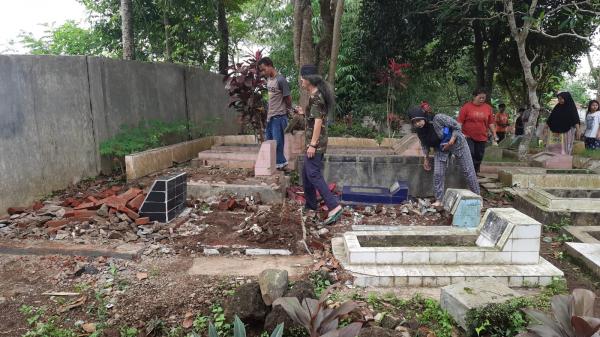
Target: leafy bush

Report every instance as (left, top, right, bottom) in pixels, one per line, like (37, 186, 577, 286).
(207, 316, 283, 337)
(99, 119, 190, 172)
(465, 279, 568, 337)
(272, 286, 362, 337)
(523, 288, 600, 337)
(328, 122, 381, 139)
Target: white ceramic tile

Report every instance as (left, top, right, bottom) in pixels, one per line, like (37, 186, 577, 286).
(403, 251, 430, 264)
(430, 252, 458, 264)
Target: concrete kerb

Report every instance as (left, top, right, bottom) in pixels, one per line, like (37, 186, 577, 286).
(565, 242, 600, 279)
(0, 240, 144, 260)
(187, 180, 287, 204)
(125, 137, 216, 180)
(562, 226, 600, 244)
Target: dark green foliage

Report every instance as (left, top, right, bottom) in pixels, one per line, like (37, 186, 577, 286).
(99, 120, 189, 158)
(328, 122, 381, 139)
(465, 279, 568, 337)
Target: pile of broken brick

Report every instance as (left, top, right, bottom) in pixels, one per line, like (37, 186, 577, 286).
(0, 186, 168, 243)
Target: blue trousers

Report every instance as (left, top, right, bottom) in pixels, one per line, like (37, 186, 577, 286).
(265, 115, 288, 167)
(302, 153, 339, 211)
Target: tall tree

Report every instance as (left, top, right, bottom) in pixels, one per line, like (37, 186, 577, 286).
(217, 0, 230, 74)
(328, 0, 345, 86)
(120, 0, 134, 60)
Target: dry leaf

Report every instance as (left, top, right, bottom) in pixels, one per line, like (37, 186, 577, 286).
(82, 323, 96, 333)
(182, 311, 194, 329)
(136, 272, 148, 281)
(59, 296, 86, 313)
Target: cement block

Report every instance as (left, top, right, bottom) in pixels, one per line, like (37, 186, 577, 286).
(255, 140, 276, 176)
(440, 277, 521, 329)
(0, 240, 144, 260)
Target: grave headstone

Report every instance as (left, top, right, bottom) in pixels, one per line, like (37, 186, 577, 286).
(139, 172, 187, 223)
(442, 189, 482, 228)
(476, 210, 510, 247)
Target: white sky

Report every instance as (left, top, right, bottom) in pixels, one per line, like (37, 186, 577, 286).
(0, 0, 88, 53)
(0, 0, 597, 91)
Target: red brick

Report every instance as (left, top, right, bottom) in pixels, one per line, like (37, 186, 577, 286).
(64, 210, 97, 218)
(61, 198, 76, 207)
(98, 196, 126, 210)
(87, 196, 100, 203)
(74, 202, 97, 210)
(127, 194, 145, 212)
(117, 188, 143, 203)
(46, 226, 66, 234)
(111, 185, 123, 192)
(46, 219, 70, 228)
(108, 207, 117, 215)
(118, 206, 139, 220)
(135, 217, 150, 225)
(32, 201, 44, 211)
(7, 207, 26, 215)
(98, 189, 116, 198)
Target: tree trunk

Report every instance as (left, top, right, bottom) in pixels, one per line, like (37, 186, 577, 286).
(504, 0, 541, 160)
(163, 12, 171, 62)
(315, 0, 335, 73)
(121, 0, 134, 60)
(294, 0, 316, 107)
(588, 53, 600, 100)
(473, 21, 486, 90)
(217, 0, 229, 75)
(328, 0, 344, 86)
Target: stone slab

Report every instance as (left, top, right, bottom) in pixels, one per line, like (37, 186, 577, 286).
(498, 168, 600, 189)
(187, 255, 312, 278)
(0, 240, 144, 260)
(440, 277, 521, 329)
(187, 181, 286, 204)
(530, 152, 573, 169)
(563, 226, 600, 244)
(565, 242, 600, 279)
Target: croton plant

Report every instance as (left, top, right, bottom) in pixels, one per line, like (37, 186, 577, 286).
(224, 50, 267, 141)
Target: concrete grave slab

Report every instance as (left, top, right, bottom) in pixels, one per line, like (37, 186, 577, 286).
(187, 255, 312, 278)
(530, 152, 573, 169)
(440, 277, 521, 329)
(563, 226, 600, 244)
(498, 168, 600, 189)
(565, 242, 600, 279)
(0, 240, 144, 260)
(187, 178, 287, 204)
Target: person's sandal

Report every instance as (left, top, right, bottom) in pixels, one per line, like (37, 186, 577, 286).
(323, 207, 343, 226)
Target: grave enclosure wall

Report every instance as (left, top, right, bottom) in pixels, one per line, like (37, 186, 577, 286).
(0, 55, 237, 216)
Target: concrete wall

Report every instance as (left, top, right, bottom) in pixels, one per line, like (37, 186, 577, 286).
(298, 155, 468, 198)
(0, 55, 236, 215)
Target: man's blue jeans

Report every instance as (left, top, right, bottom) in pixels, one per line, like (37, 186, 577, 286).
(265, 115, 288, 168)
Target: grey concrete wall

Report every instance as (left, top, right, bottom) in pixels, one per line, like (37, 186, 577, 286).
(298, 155, 468, 198)
(0, 55, 235, 215)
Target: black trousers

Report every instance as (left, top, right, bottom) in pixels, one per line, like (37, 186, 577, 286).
(466, 138, 486, 173)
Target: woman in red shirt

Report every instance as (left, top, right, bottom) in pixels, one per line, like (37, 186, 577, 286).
(457, 88, 498, 173)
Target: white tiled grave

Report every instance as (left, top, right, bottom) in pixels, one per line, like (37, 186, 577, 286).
(565, 242, 600, 279)
(333, 208, 563, 287)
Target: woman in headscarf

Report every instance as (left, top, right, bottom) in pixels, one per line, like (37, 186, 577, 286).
(408, 107, 480, 207)
(583, 100, 600, 150)
(295, 64, 343, 225)
(545, 92, 581, 154)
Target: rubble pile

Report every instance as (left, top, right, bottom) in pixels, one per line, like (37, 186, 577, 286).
(0, 186, 170, 243)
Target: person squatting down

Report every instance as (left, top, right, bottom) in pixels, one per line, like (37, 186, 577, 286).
(408, 106, 481, 207)
(295, 64, 344, 225)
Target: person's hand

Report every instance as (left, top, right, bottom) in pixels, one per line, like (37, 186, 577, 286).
(423, 158, 431, 171)
(296, 106, 304, 115)
(306, 145, 316, 158)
